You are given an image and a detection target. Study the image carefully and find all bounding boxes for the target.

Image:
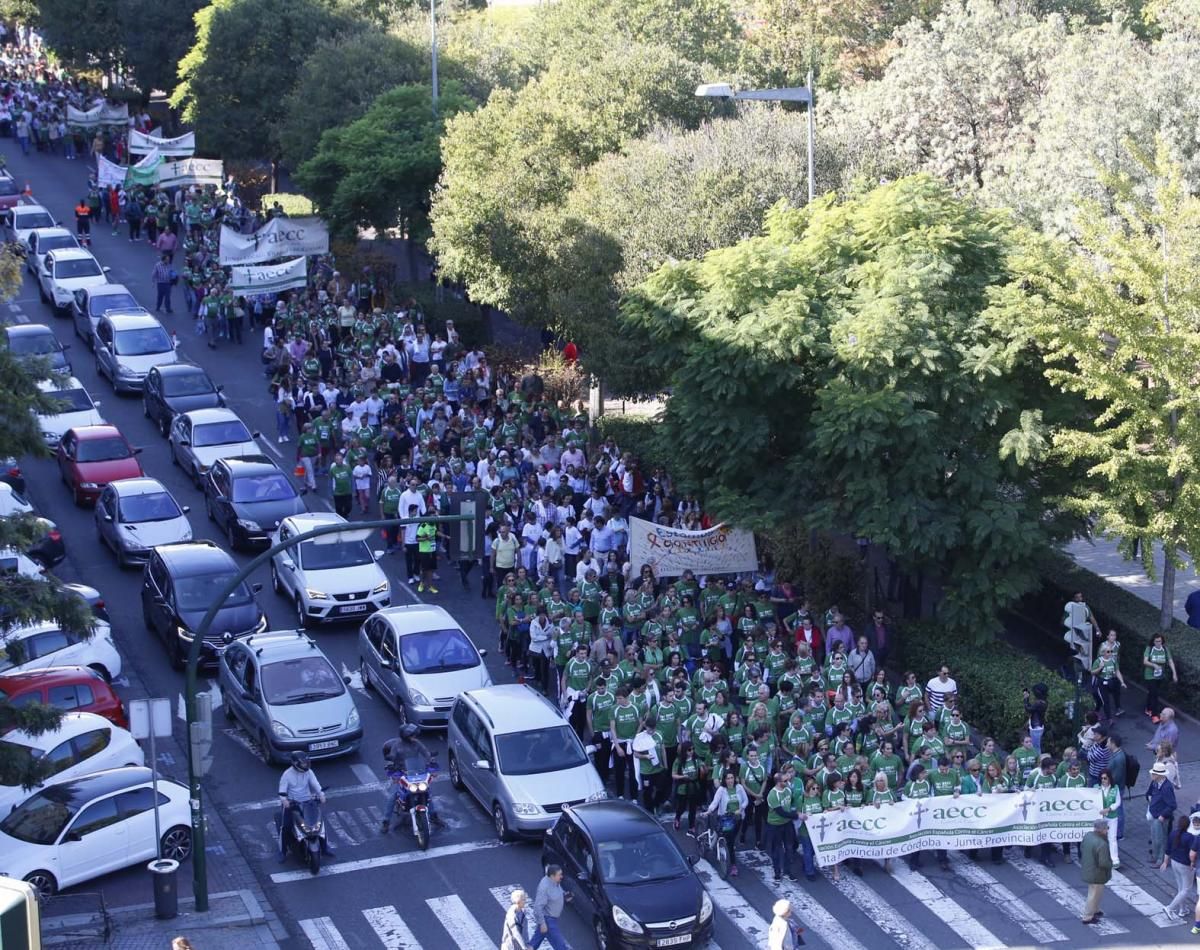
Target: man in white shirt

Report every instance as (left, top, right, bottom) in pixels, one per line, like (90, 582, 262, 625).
(590, 516, 616, 560)
(575, 549, 599, 585)
(398, 479, 427, 521)
(560, 444, 586, 472)
(925, 666, 958, 717)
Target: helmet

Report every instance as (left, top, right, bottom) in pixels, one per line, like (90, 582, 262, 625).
(399, 723, 420, 742)
(290, 751, 310, 771)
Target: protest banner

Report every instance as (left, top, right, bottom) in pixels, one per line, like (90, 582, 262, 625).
(128, 129, 195, 157)
(229, 256, 308, 295)
(157, 158, 224, 188)
(218, 215, 330, 265)
(95, 154, 126, 188)
(810, 787, 1103, 866)
(67, 102, 128, 127)
(629, 518, 758, 577)
(125, 150, 162, 186)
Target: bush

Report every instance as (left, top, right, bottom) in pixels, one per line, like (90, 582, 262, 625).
(261, 192, 315, 216)
(595, 415, 666, 470)
(1032, 549, 1200, 719)
(896, 621, 1076, 755)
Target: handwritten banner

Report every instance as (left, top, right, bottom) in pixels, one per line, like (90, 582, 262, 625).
(628, 517, 758, 578)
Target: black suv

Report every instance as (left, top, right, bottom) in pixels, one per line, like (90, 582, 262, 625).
(203, 456, 306, 550)
(142, 363, 224, 438)
(541, 801, 714, 949)
(140, 541, 267, 668)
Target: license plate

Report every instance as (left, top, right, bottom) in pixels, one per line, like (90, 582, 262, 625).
(338, 604, 368, 614)
(308, 740, 338, 751)
(656, 937, 691, 948)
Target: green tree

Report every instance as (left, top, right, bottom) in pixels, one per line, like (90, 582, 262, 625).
(620, 176, 1077, 640)
(1006, 148, 1200, 630)
(36, 0, 122, 70)
(0, 0, 39, 26)
(296, 82, 474, 242)
(115, 0, 207, 95)
(172, 0, 356, 159)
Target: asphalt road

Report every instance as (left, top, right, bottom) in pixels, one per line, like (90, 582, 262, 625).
(3, 144, 1185, 950)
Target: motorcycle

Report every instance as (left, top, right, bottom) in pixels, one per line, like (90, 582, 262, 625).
(275, 798, 325, 875)
(386, 760, 438, 850)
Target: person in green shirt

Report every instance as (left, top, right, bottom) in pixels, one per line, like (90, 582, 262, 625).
(327, 451, 353, 518)
(672, 742, 702, 833)
(295, 423, 319, 493)
(792, 776, 823, 881)
(912, 721, 947, 761)
(1013, 735, 1039, 781)
(1025, 757, 1059, 867)
(377, 474, 403, 550)
(633, 718, 669, 813)
(587, 678, 616, 786)
(579, 569, 602, 628)
(415, 518, 440, 593)
(870, 741, 903, 789)
(611, 689, 642, 799)
(904, 765, 933, 869)
(764, 771, 798, 882)
(1143, 633, 1177, 720)
(1058, 759, 1088, 863)
(561, 644, 593, 736)
(930, 757, 960, 868)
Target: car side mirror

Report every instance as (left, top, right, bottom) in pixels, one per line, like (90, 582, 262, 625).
(251, 583, 263, 593)
(132, 447, 143, 455)
(474, 759, 491, 771)
(342, 675, 351, 685)
(65, 830, 82, 843)
(93, 400, 101, 407)
(102, 266, 111, 273)
(181, 506, 190, 514)
(379, 658, 392, 670)
(178, 439, 190, 447)
(215, 385, 224, 393)
(61, 343, 70, 350)
(577, 871, 589, 882)
(286, 562, 296, 571)
(686, 853, 698, 866)
(584, 744, 597, 755)
(252, 431, 262, 439)
(372, 549, 384, 560)
(478, 648, 488, 658)
(104, 514, 113, 522)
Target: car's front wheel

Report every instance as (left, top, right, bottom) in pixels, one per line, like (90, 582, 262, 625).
(161, 825, 192, 861)
(23, 870, 56, 902)
(295, 596, 307, 629)
(592, 917, 611, 950)
(448, 752, 465, 791)
(493, 803, 514, 843)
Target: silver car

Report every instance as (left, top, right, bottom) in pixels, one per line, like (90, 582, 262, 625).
(94, 311, 177, 393)
(169, 408, 261, 488)
(95, 477, 192, 567)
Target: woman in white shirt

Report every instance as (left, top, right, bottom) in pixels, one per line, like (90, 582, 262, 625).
(704, 769, 749, 876)
(527, 607, 556, 695)
(352, 461, 373, 514)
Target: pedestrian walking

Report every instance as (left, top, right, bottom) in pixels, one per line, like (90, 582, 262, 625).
(1163, 814, 1198, 919)
(1148, 761, 1178, 866)
(1143, 633, 1178, 721)
(768, 898, 805, 950)
(1080, 818, 1113, 924)
(152, 254, 174, 313)
(530, 865, 571, 950)
(500, 888, 533, 950)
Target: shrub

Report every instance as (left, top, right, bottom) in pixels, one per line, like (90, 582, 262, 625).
(595, 415, 666, 470)
(896, 621, 1076, 755)
(261, 192, 314, 216)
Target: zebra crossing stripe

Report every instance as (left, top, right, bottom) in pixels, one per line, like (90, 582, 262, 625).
(325, 811, 361, 846)
(271, 837, 506, 883)
(299, 917, 351, 950)
(826, 866, 940, 950)
(1007, 856, 1126, 937)
(362, 905, 422, 949)
(694, 858, 773, 946)
(1109, 868, 1176, 927)
(426, 895, 495, 949)
(948, 853, 1068, 944)
(891, 861, 1005, 949)
(490, 885, 522, 911)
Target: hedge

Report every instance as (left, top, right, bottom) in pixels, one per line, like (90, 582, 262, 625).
(594, 415, 666, 470)
(1032, 548, 1200, 719)
(261, 193, 315, 216)
(896, 622, 1076, 756)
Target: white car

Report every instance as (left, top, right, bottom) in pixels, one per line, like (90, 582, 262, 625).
(5, 203, 56, 248)
(35, 376, 105, 447)
(271, 513, 390, 627)
(0, 712, 145, 814)
(169, 408, 261, 487)
(26, 227, 79, 276)
(0, 766, 192, 900)
(94, 477, 192, 567)
(0, 548, 43, 579)
(37, 248, 108, 315)
(0, 621, 122, 682)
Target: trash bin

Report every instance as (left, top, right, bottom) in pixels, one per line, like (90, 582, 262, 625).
(148, 858, 179, 920)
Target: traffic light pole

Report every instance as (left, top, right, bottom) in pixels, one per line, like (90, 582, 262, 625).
(184, 513, 474, 911)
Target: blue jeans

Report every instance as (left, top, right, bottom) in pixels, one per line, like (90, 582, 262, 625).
(530, 915, 568, 950)
(275, 410, 291, 441)
(798, 830, 817, 877)
(156, 282, 172, 312)
(1151, 815, 1169, 865)
(764, 822, 795, 878)
(1029, 725, 1044, 756)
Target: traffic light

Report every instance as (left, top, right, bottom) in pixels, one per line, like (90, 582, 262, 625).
(1062, 603, 1094, 670)
(0, 878, 41, 950)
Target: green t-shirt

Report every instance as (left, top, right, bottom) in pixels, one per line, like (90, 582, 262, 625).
(297, 432, 319, 457)
(416, 522, 436, 553)
(930, 771, 958, 796)
(379, 485, 402, 515)
(674, 757, 698, 795)
(1059, 772, 1087, 789)
(589, 690, 616, 731)
(1144, 644, 1170, 681)
(565, 657, 592, 692)
(870, 752, 903, 788)
(1013, 746, 1039, 777)
(766, 786, 793, 825)
(329, 462, 352, 496)
(612, 702, 640, 741)
(740, 762, 767, 797)
(638, 731, 666, 775)
(905, 779, 932, 799)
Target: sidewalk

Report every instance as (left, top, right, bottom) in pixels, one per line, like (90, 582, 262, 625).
(1066, 536, 1200, 626)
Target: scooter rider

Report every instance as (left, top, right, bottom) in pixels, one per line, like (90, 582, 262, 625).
(381, 723, 446, 831)
(278, 752, 334, 860)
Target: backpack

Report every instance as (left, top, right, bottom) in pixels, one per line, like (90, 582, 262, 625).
(1124, 751, 1141, 793)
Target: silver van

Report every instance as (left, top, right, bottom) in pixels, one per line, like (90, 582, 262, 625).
(447, 685, 606, 841)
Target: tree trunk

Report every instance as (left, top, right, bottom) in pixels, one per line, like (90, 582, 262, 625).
(1161, 543, 1176, 631)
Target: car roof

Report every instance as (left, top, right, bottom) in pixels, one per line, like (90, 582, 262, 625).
(68, 424, 125, 441)
(37, 766, 155, 803)
(565, 800, 666, 840)
(156, 362, 209, 377)
(4, 711, 113, 747)
(221, 456, 278, 476)
(240, 629, 326, 661)
(29, 226, 73, 239)
(37, 375, 84, 392)
(12, 202, 50, 216)
(108, 477, 170, 497)
(377, 604, 461, 636)
(88, 282, 133, 297)
(101, 311, 162, 330)
(0, 665, 104, 690)
(460, 685, 565, 734)
(7, 323, 55, 338)
(281, 512, 345, 532)
(45, 247, 98, 262)
(184, 407, 242, 425)
(154, 541, 231, 573)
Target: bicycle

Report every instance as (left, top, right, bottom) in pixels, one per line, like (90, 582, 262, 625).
(686, 811, 730, 879)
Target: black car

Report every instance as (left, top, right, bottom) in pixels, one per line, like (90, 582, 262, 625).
(142, 363, 225, 438)
(542, 801, 714, 949)
(5, 323, 70, 374)
(140, 541, 267, 669)
(203, 456, 306, 550)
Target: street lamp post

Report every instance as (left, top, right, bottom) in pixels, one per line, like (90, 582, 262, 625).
(184, 512, 475, 911)
(695, 71, 817, 203)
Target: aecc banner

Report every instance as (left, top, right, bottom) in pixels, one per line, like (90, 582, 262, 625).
(229, 256, 308, 295)
(218, 216, 330, 265)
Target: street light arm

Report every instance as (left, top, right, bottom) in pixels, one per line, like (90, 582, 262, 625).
(733, 87, 812, 104)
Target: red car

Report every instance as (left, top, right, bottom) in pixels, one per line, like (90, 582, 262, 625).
(0, 666, 128, 730)
(56, 425, 143, 505)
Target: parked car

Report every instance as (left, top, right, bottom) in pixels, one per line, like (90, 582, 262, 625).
(0, 667, 128, 730)
(140, 541, 266, 669)
(37, 247, 108, 315)
(0, 172, 22, 212)
(0, 766, 192, 900)
(95, 477, 191, 568)
(4, 323, 70, 374)
(26, 227, 79, 276)
(55, 424, 143, 506)
(5, 203, 56, 247)
(0, 457, 24, 494)
(218, 630, 361, 765)
(0, 620, 122, 682)
(359, 605, 489, 727)
(93, 311, 176, 393)
(204, 457, 305, 551)
(142, 363, 224, 438)
(70, 283, 144, 349)
(35, 376, 104, 447)
(447, 685, 606, 841)
(541, 800, 714, 950)
(0, 482, 65, 568)
(169, 408, 261, 488)
(0, 712, 144, 814)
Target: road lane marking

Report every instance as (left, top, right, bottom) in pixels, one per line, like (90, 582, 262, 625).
(695, 858, 774, 947)
(257, 437, 283, 460)
(271, 837, 508, 883)
(426, 895, 495, 950)
(826, 865, 940, 950)
(891, 861, 1005, 949)
(948, 852, 1067, 944)
(362, 905, 422, 948)
(1007, 856, 1126, 936)
(299, 917, 351, 950)
(1109, 868, 1175, 927)
(352, 763, 378, 786)
(228, 780, 382, 813)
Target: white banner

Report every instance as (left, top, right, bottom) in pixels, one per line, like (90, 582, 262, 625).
(128, 129, 195, 157)
(218, 215, 330, 265)
(133, 149, 161, 169)
(157, 158, 224, 188)
(628, 518, 758, 578)
(67, 102, 128, 127)
(811, 788, 1103, 867)
(229, 256, 308, 295)
(95, 154, 125, 188)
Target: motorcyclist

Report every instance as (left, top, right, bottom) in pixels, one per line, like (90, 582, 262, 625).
(381, 723, 446, 832)
(278, 751, 334, 860)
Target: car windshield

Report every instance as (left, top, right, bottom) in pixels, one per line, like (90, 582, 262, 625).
(119, 491, 181, 522)
(114, 327, 171, 356)
(18, 212, 54, 231)
(0, 740, 37, 786)
(45, 388, 93, 413)
(192, 420, 251, 447)
(40, 235, 76, 254)
(494, 725, 587, 777)
(75, 436, 131, 462)
(174, 572, 253, 611)
(8, 331, 57, 355)
(597, 833, 690, 884)
(261, 656, 345, 705)
(399, 628, 480, 675)
(54, 257, 102, 279)
(90, 293, 137, 315)
(298, 539, 374, 571)
(0, 179, 18, 196)
(0, 785, 77, 844)
(232, 473, 294, 503)
(162, 371, 214, 397)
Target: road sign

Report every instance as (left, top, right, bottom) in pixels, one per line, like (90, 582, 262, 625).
(446, 491, 486, 561)
(129, 698, 172, 740)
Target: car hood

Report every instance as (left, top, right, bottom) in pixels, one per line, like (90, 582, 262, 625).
(51, 275, 108, 293)
(403, 663, 490, 702)
(603, 875, 703, 926)
(300, 561, 386, 594)
(191, 441, 260, 468)
(164, 392, 222, 414)
(231, 497, 306, 531)
(76, 458, 142, 483)
(118, 516, 191, 549)
(41, 408, 104, 440)
(0, 782, 36, 815)
(0, 828, 55, 875)
(113, 350, 176, 376)
(501, 763, 604, 809)
(265, 691, 356, 732)
(179, 602, 261, 639)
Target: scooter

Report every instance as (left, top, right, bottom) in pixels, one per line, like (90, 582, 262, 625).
(385, 760, 438, 851)
(276, 798, 325, 875)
